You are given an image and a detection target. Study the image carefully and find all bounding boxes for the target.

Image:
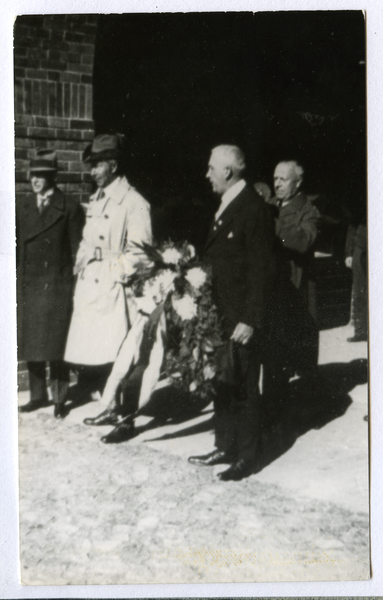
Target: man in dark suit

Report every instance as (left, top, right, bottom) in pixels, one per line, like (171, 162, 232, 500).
(188, 145, 276, 481)
(17, 149, 84, 418)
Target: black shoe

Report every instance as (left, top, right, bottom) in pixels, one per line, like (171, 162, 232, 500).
(217, 459, 254, 481)
(83, 409, 119, 426)
(347, 335, 367, 343)
(101, 421, 135, 444)
(188, 450, 232, 466)
(18, 399, 49, 413)
(54, 403, 66, 419)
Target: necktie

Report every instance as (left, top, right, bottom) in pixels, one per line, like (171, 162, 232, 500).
(37, 196, 50, 214)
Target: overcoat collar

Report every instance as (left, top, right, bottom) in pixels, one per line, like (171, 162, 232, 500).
(269, 191, 308, 215)
(24, 189, 66, 241)
(205, 184, 249, 249)
(89, 176, 131, 207)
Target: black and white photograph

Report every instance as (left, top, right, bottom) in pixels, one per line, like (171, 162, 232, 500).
(6, 4, 376, 589)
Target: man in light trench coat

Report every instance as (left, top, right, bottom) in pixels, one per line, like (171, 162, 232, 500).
(64, 134, 152, 400)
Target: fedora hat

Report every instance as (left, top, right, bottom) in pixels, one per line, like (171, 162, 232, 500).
(29, 148, 58, 173)
(83, 133, 126, 163)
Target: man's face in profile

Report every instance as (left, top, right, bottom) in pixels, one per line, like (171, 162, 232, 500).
(206, 150, 228, 196)
(273, 162, 301, 202)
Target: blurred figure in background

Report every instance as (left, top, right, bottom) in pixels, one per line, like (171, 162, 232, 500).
(254, 181, 272, 203)
(345, 210, 368, 342)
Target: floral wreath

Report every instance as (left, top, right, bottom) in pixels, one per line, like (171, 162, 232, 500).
(131, 240, 224, 401)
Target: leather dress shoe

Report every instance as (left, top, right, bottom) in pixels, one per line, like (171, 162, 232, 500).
(18, 399, 49, 413)
(217, 459, 253, 481)
(54, 403, 66, 419)
(83, 409, 119, 426)
(188, 450, 232, 466)
(101, 421, 135, 444)
(347, 334, 367, 343)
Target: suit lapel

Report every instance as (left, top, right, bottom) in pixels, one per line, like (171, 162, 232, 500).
(25, 190, 65, 241)
(205, 186, 247, 249)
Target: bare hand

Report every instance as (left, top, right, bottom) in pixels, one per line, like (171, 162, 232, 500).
(231, 322, 254, 345)
(345, 256, 353, 268)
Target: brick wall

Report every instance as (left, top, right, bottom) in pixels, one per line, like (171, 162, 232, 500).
(15, 15, 99, 390)
(14, 14, 99, 205)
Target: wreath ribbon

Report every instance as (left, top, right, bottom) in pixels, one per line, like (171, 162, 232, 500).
(100, 303, 168, 410)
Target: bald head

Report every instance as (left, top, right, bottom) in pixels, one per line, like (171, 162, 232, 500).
(206, 145, 246, 195)
(273, 160, 304, 202)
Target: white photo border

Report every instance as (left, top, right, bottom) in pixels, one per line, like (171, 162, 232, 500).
(1, 0, 382, 597)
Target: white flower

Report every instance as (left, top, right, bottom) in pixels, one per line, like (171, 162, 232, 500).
(156, 269, 176, 295)
(185, 267, 207, 290)
(135, 296, 157, 315)
(187, 244, 196, 259)
(172, 294, 198, 321)
(189, 381, 198, 392)
(203, 364, 216, 380)
(161, 247, 183, 265)
(142, 277, 161, 302)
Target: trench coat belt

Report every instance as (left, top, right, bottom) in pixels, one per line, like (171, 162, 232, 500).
(92, 247, 122, 261)
(74, 247, 123, 275)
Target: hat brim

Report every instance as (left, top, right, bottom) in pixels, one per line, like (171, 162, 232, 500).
(83, 149, 120, 163)
(29, 167, 57, 174)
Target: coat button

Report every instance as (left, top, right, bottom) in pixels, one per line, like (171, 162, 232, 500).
(99, 235, 104, 240)
(44, 261, 48, 268)
(44, 283, 48, 290)
(95, 279, 99, 283)
(104, 215, 109, 219)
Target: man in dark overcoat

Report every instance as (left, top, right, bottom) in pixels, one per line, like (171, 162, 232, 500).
(188, 145, 277, 481)
(263, 160, 320, 421)
(17, 149, 84, 418)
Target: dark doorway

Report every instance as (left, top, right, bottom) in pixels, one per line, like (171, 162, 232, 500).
(93, 11, 366, 250)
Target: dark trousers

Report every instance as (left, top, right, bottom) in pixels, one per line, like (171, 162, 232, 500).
(28, 360, 69, 405)
(75, 363, 113, 398)
(214, 341, 261, 462)
(262, 363, 290, 425)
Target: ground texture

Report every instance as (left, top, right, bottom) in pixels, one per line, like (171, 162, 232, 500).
(18, 325, 370, 584)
